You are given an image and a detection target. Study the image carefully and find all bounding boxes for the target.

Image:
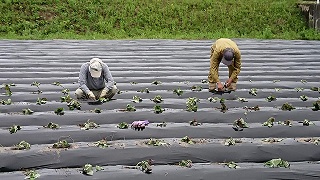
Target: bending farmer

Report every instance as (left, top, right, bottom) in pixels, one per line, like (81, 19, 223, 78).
(75, 58, 118, 100)
(208, 38, 241, 92)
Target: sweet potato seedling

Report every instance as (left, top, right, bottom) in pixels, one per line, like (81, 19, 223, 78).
(82, 164, 94, 176)
(52, 140, 71, 149)
(136, 160, 152, 174)
(36, 97, 47, 105)
(94, 139, 110, 148)
(186, 97, 199, 112)
(52, 81, 65, 88)
(67, 99, 81, 110)
(13, 140, 31, 150)
(137, 88, 150, 93)
(173, 88, 184, 96)
(266, 95, 277, 102)
(264, 158, 290, 168)
(278, 120, 292, 127)
(154, 105, 165, 114)
(156, 122, 167, 127)
(79, 119, 99, 130)
(145, 138, 168, 146)
(9, 125, 21, 134)
(262, 117, 276, 128)
(233, 118, 249, 131)
(181, 136, 194, 144)
(281, 102, 295, 111)
(151, 95, 163, 103)
(191, 85, 202, 91)
(22, 108, 34, 115)
(93, 108, 102, 113)
(61, 88, 70, 95)
(2, 83, 14, 96)
(312, 101, 320, 111)
(132, 96, 142, 103)
(31, 81, 42, 94)
(178, 160, 192, 168)
(237, 97, 248, 102)
(224, 161, 239, 169)
(43, 122, 60, 129)
(54, 107, 64, 115)
(294, 87, 304, 92)
(208, 97, 219, 103)
(189, 119, 201, 126)
(300, 119, 315, 126)
(151, 80, 162, 85)
(262, 138, 284, 143)
(117, 122, 129, 129)
(24, 169, 40, 180)
(0, 98, 12, 105)
(224, 137, 242, 146)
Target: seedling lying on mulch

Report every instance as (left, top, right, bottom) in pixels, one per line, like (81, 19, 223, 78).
(249, 88, 257, 96)
(54, 107, 64, 115)
(262, 117, 275, 128)
(208, 97, 219, 103)
(156, 122, 167, 127)
(222, 161, 239, 169)
(178, 160, 193, 168)
(191, 85, 202, 91)
(36, 97, 47, 105)
(312, 101, 320, 111)
(82, 164, 104, 176)
(60, 94, 72, 103)
(224, 137, 242, 146)
(94, 139, 110, 148)
(61, 88, 70, 95)
(275, 88, 281, 92)
(294, 87, 304, 92)
(43, 122, 60, 129)
(79, 119, 100, 130)
(151, 95, 163, 103)
(0, 98, 12, 105)
(52, 81, 65, 88)
(132, 96, 143, 103)
(131, 120, 149, 131)
(218, 102, 228, 113)
(122, 104, 136, 112)
(9, 125, 21, 134)
(173, 88, 184, 96)
(22, 108, 34, 115)
(310, 87, 320, 92)
(273, 80, 281, 83)
(189, 119, 201, 126)
(233, 118, 249, 131)
(137, 88, 150, 93)
(98, 97, 110, 103)
(186, 97, 200, 112)
(237, 97, 248, 102)
(266, 95, 277, 102)
(136, 160, 152, 174)
(278, 120, 292, 127)
(264, 158, 290, 168)
(262, 138, 284, 143)
(117, 122, 129, 129)
(151, 80, 162, 85)
(67, 99, 81, 110)
(300, 95, 308, 101)
(201, 79, 208, 83)
(301, 79, 308, 84)
(12, 140, 31, 150)
(130, 81, 138, 85)
(243, 105, 260, 111)
(281, 102, 295, 111)
(145, 138, 168, 146)
(92, 108, 102, 113)
(24, 170, 40, 180)
(2, 83, 14, 96)
(52, 140, 71, 149)
(181, 136, 195, 144)
(299, 119, 315, 126)
(154, 105, 165, 114)
(303, 138, 320, 145)
(31, 81, 42, 94)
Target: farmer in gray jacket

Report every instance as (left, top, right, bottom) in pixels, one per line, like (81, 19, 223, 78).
(75, 58, 118, 100)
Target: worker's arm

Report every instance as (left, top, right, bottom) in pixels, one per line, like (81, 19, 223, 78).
(208, 49, 221, 83)
(230, 50, 241, 81)
(78, 63, 91, 94)
(102, 63, 115, 90)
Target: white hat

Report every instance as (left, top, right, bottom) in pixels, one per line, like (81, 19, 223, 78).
(221, 48, 234, 66)
(89, 58, 102, 78)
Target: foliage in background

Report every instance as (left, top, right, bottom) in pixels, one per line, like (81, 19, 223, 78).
(0, 0, 319, 40)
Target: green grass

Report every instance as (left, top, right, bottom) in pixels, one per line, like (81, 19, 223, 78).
(0, 0, 319, 40)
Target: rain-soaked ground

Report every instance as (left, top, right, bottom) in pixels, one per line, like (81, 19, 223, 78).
(0, 39, 320, 179)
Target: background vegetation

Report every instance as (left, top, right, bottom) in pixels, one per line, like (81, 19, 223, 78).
(0, 0, 319, 40)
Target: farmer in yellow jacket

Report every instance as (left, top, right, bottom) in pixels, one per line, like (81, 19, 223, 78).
(208, 38, 241, 92)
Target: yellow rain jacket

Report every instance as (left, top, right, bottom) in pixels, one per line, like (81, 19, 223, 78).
(208, 38, 241, 83)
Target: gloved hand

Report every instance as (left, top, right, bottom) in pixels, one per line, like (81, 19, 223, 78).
(99, 88, 110, 98)
(217, 82, 224, 91)
(208, 83, 216, 91)
(87, 91, 96, 101)
(225, 78, 233, 88)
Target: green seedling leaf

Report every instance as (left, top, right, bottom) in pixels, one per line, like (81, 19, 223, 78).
(312, 101, 320, 111)
(273, 80, 281, 83)
(233, 118, 249, 131)
(281, 102, 295, 111)
(300, 119, 315, 126)
(137, 88, 150, 93)
(294, 87, 304, 92)
(93, 108, 102, 113)
(125, 104, 136, 112)
(67, 99, 81, 110)
(60, 95, 72, 103)
(154, 105, 165, 114)
(237, 97, 248, 102)
(243, 105, 260, 111)
(262, 138, 284, 143)
(201, 79, 208, 83)
(79, 119, 99, 130)
(186, 97, 199, 112)
(132, 96, 143, 103)
(278, 120, 293, 127)
(178, 160, 192, 168)
(181, 136, 194, 144)
(95, 165, 104, 172)
(275, 88, 281, 92)
(220, 98, 225, 104)
(218, 103, 228, 113)
(62, 88, 70, 95)
(145, 138, 168, 146)
(24, 170, 40, 180)
(303, 138, 320, 145)
(173, 88, 184, 96)
(266, 95, 277, 102)
(0, 98, 12, 105)
(54, 107, 64, 115)
(52, 81, 64, 88)
(225, 161, 239, 169)
(249, 88, 257, 96)
(301, 79, 308, 84)
(36, 97, 47, 105)
(13, 140, 31, 150)
(189, 119, 201, 126)
(136, 160, 152, 174)
(151, 95, 163, 103)
(310, 87, 320, 92)
(9, 125, 21, 134)
(83, 164, 94, 176)
(31, 81, 40, 87)
(117, 122, 129, 129)
(3, 83, 12, 96)
(264, 158, 290, 168)
(191, 85, 202, 91)
(98, 97, 110, 103)
(156, 122, 167, 127)
(224, 137, 236, 146)
(52, 140, 71, 149)
(94, 139, 109, 149)
(262, 117, 275, 128)
(130, 81, 138, 85)
(151, 80, 162, 85)
(208, 97, 219, 103)
(22, 108, 34, 115)
(43, 122, 60, 129)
